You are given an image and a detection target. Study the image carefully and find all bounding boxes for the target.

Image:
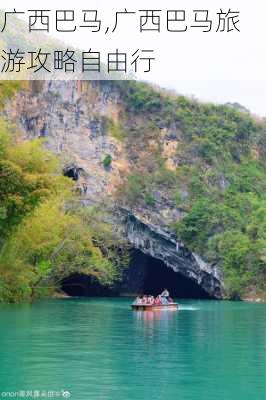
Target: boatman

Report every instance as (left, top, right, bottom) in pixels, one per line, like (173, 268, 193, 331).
(160, 288, 170, 298)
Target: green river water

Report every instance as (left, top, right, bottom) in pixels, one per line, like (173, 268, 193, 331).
(0, 298, 265, 400)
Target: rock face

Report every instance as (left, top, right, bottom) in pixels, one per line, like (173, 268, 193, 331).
(4, 80, 224, 298)
(5, 81, 127, 201)
(121, 210, 222, 298)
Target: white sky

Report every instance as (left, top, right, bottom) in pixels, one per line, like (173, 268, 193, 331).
(4, 0, 266, 117)
(157, 80, 266, 118)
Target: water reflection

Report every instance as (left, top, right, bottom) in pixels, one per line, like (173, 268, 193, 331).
(133, 309, 177, 324)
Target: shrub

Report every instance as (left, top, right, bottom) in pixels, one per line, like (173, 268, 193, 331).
(103, 154, 112, 169)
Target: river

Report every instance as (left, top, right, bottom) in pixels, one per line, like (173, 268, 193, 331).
(0, 298, 265, 400)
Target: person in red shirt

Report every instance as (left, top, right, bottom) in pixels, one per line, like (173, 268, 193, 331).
(154, 295, 162, 305)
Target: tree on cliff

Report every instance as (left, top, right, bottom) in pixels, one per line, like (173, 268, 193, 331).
(0, 119, 126, 303)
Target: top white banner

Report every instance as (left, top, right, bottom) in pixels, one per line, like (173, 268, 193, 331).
(0, 0, 265, 80)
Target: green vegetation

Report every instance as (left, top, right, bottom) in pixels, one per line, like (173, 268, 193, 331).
(103, 154, 112, 169)
(115, 81, 163, 114)
(114, 81, 266, 298)
(176, 194, 266, 298)
(107, 118, 125, 141)
(0, 117, 126, 303)
(1, 78, 265, 300)
(0, 81, 23, 108)
(121, 165, 178, 208)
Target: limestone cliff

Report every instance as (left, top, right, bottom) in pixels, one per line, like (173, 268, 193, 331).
(4, 80, 223, 297)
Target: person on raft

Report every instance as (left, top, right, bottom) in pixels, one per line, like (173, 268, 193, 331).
(160, 288, 170, 298)
(134, 296, 143, 305)
(133, 289, 173, 305)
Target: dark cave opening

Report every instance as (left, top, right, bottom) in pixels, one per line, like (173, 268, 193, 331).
(60, 251, 212, 299)
(61, 274, 115, 297)
(63, 166, 84, 181)
(121, 250, 212, 299)
(142, 254, 211, 299)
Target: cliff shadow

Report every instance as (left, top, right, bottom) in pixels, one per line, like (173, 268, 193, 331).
(118, 250, 212, 299)
(61, 274, 115, 297)
(60, 250, 213, 299)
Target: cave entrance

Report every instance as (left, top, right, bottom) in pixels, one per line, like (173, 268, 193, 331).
(127, 250, 212, 299)
(63, 166, 84, 181)
(61, 273, 115, 297)
(60, 252, 213, 299)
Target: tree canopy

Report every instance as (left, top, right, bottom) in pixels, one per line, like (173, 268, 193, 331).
(0, 119, 126, 303)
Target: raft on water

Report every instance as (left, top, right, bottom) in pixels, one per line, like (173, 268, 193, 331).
(131, 303, 179, 311)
